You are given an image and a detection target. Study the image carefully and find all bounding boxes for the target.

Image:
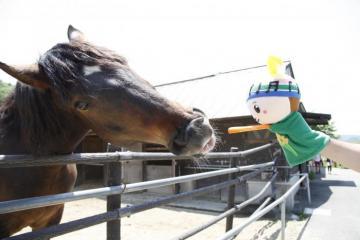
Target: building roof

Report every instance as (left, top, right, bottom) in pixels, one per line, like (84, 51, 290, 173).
(156, 65, 270, 119)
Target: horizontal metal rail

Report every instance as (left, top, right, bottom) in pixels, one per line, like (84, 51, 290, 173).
(0, 162, 274, 214)
(173, 172, 278, 240)
(6, 166, 272, 240)
(0, 143, 274, 168)
(185, 166, 229, 170)
(217, 174, 309, 240)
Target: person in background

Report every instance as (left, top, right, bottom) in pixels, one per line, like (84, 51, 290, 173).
(314, 154, 322, 174)
(327, 158, 333, 174)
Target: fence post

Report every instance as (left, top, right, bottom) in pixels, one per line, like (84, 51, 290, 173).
(281, 200, 286, 240)
(306, 174, 312, 204)
(225, 147, 239, 232)
(105, 160, 122, 240)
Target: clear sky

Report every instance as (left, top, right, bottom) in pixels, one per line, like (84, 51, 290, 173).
(0, 0, 359, 135)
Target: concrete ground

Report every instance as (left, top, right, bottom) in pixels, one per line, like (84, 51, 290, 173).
(297, 168, 360, 240)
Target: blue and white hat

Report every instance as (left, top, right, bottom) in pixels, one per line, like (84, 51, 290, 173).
(248, 56, 301, 100)
(248, 78, 301, 100)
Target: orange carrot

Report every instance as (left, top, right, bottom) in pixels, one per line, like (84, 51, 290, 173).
(228, 124, 270, 134)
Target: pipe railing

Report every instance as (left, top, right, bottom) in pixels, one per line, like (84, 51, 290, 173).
(253, 197, 272, 215)
(173, 172, 278, 240)
(1, 143, 278, 240)
(0, 143, 274, 168)
(217, 174, 311, 240)
(5, 165, 274, 240)
(0, 162, 274, 214)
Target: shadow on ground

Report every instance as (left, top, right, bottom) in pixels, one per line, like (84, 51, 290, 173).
(293, 173, 357, 214)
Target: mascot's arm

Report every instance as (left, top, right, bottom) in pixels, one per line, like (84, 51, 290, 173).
(321, 139, 360, 172)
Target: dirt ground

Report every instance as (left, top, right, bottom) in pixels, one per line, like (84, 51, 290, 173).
(16, 196, 308, 240)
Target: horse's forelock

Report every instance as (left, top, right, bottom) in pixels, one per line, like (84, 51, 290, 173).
(38, 42, 128, 100)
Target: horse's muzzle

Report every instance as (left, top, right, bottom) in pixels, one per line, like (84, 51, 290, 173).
(169, 116, 216, 155)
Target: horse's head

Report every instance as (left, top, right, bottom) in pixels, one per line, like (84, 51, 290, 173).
(0, 26, 216, 155)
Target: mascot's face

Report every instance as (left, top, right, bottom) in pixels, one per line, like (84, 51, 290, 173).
(247, 97, 291, 124)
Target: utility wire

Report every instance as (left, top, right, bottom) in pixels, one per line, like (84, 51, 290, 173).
(154, 60, 291, 88)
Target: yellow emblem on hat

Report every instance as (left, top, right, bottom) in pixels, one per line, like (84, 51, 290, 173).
(267, 56, 283, 77)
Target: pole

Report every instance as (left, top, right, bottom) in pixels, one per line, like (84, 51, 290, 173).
(281, 200, 286, 240)
(225, 147, 238, 231)
(306, 174, 312, 204)
(105, 156, 122, 240)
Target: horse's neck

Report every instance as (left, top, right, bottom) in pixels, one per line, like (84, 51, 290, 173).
(0, 87, 89, 155)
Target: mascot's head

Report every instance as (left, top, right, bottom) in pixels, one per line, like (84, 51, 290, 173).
(247, 56, 301, 124)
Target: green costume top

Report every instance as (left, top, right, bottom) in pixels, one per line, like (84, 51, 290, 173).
(269, 112, 330, 167)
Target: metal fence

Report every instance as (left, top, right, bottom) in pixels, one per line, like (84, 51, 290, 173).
(0, 142, 309, 240)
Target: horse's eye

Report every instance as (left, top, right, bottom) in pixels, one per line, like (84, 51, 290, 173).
(254, 105, 260, 113)
(75, 101, 89, 111)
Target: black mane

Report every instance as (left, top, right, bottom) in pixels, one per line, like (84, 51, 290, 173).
(0, 86, 72, 154)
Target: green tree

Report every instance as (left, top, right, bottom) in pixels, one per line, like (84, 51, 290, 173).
(311, 121, 339, 139)
(0, 80, 14, 103)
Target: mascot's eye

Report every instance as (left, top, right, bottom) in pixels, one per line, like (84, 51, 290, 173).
(254, 105, 261, 113)
(75, 101, 89, 111)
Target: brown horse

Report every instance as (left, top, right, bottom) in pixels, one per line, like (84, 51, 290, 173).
(0, 26, 216, 237)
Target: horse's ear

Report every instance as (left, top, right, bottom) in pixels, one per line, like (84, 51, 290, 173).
(0, 62, 49, 89)
(67, 25, 86, 42)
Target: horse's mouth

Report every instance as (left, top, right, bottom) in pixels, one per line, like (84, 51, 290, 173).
(200, 134, 216, 154)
